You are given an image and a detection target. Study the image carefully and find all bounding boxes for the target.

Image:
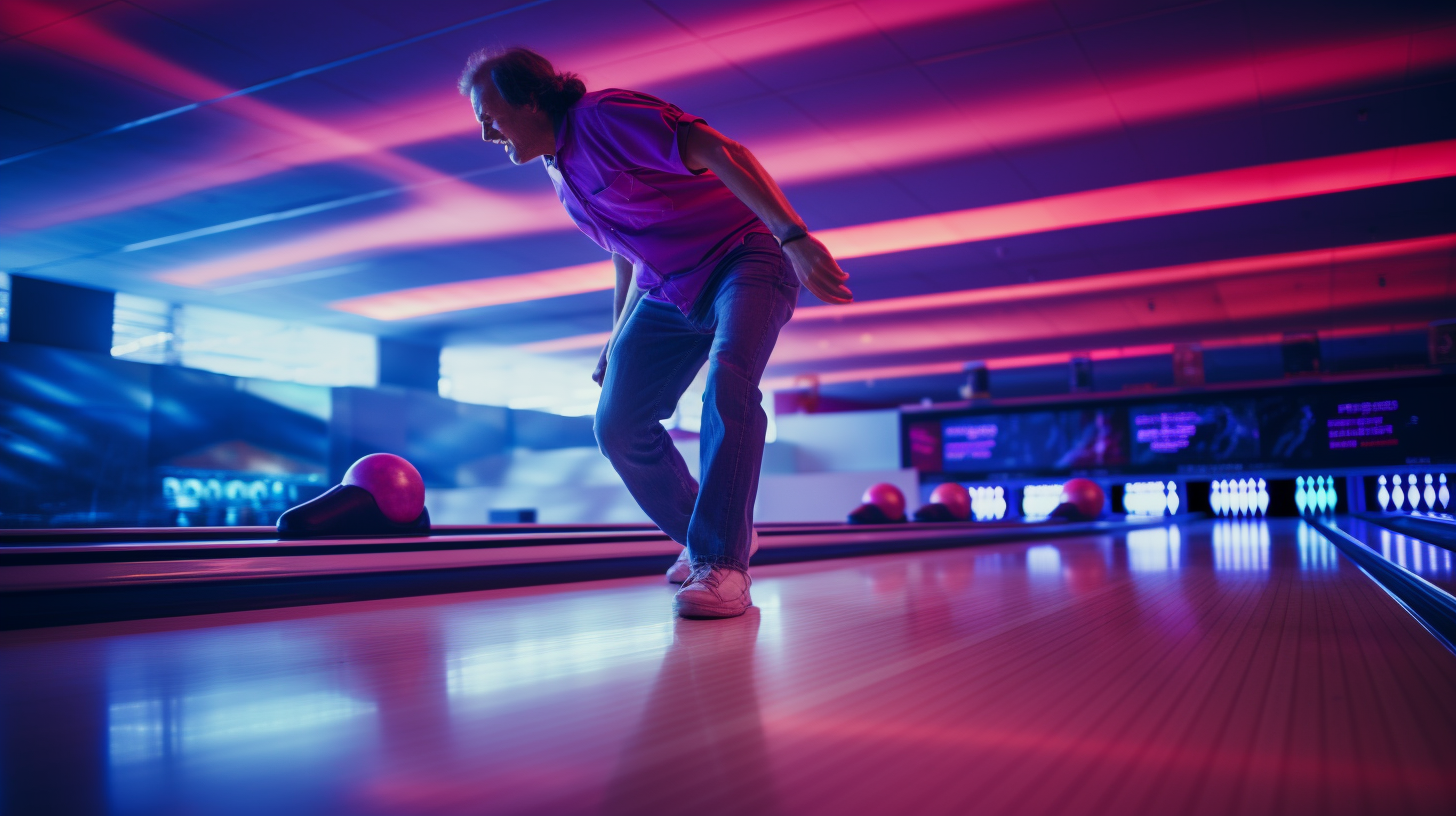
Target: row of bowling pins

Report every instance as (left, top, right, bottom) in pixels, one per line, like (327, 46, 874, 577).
(1376, 473, 1450, 512)
(1211, 478, 1270, 516)
(1294, 475, 1338, 514)
(1124, 481, 1180, 516)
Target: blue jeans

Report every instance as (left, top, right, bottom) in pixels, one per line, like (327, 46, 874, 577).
(596, 232, 798, 571)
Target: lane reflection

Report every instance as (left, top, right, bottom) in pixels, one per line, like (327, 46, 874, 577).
(442, 593, 675, 710)
(1323, 517, 1456, 593)
(1126, 526, 1182, 573)
(1297, 523, 1339, 571)
(1378, 528, 1456, 583)
(104, 631, 380, 815)
(445, 622, 672, 701)
(109, 688, 375, 766)
(1026, 545, 1062, 578)
(603, 610, 777, 815)
(1212, 519, 1271, 572)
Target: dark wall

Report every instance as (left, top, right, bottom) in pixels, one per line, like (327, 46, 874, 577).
(0, 342, 151, 525)
(7, 277, 114, 354)
(150, 367, 329, 474)
(378, 338, 440, 391)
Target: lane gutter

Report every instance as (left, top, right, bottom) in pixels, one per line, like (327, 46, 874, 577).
(1308, 516, 1456, 655)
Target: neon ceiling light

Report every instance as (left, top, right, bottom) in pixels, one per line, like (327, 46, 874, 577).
(757, 345, 1180, 392)
(331, 260, 615, 321)
(6, 0, 557, 273)
(767, 234, 1456, 364)
(758, 30, 1454, 186)
(793, 233, 1456, 321)
(16, 8, 1449, 233)
(13, 0, 1027, 229)
(756, 322, 1437, 391)
(508, 233, 1453, 373)
(814, 139, 1456, 260)
(327, 143, 1456, 318)
(156, 190, 573, 288)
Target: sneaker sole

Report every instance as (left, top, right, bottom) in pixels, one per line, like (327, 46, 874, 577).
(674, 594, 753, 619)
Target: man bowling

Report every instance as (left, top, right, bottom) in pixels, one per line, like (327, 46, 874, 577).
(460, 47, 852, 618)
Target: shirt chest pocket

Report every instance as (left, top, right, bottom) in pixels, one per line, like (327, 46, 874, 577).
(592, 171, 673, 229)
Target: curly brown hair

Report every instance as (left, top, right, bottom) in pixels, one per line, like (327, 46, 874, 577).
(458, 47, 586, 117)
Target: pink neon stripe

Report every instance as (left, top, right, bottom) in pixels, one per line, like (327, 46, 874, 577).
(759, 323, 1428, 391)
(758, 31, 1453, 186)
(768, 234, 1456, 365)
(519, 234, 1454, 372)
(18, 9, 1449, 233)
(156, 188, 573, 288)
(795, 233, 1456, 321)
(516, 332, 614, 354)
(330, 261, 616, 320)
(815, 140, 1456, 260)
(328, 148, 1456, 320)
(14, 0, 1026, 229)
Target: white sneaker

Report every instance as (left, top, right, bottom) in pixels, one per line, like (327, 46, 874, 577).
(674, 566, 753, 618)
(666, 547, 692, 583)
(666, 529, 759, 584)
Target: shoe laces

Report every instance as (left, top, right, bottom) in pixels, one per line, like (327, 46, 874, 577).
(686, 566, 750, 590)
(686, 565, 718, 587)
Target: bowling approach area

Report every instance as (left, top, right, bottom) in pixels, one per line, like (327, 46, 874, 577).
(4, 515, 1456, 815)
(4, 0, 1456, 813)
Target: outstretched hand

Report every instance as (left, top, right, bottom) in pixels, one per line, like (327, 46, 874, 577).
(783, 235, 852, 304)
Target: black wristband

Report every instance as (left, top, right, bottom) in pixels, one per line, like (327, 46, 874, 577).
(776, 226, 809, 247)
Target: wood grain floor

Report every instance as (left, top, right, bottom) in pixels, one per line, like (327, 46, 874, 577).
(1, 518, 1453, 815)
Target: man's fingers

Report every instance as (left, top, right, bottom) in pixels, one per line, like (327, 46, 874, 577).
(809, 278, 853, 304)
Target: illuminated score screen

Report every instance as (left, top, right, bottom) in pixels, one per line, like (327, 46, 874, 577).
(904, 379, 1453, 475)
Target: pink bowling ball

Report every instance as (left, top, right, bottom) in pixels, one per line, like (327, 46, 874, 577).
(862, 482, 907, 521)
(929, 482, 971, 520)
(1060, 477, 1105, 519)
(343, 453, 425, 523)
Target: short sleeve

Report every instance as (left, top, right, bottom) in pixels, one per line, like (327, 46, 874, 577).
(576, 92, 705, 176)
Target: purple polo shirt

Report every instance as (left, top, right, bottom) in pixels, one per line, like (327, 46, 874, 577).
(543, 89, 769, 313)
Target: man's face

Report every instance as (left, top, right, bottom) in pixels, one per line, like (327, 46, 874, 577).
(471, 83, 549, 165)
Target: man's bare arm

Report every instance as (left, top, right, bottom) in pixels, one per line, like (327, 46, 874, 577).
(594, 253, 640, 386)
(680, 122, 852, 304)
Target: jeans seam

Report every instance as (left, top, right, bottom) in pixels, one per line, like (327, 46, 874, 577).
(645, 333, 706, 503)
(713, 278, 783, 568)
(695, 555, 746, 571)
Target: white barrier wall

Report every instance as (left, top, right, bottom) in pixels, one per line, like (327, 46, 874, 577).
(426, 410, 914, 525)
(753, 468, 920, 523)
(773, 410, 900, 472)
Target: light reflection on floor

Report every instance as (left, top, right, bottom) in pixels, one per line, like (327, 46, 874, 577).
(1332, 517, 1456, 592)
(1379, 527, 1455, 579)
(1211, 519, 1271, 572)
(1297, 523, 1340, 571)
(1126, 525, 1181, 573)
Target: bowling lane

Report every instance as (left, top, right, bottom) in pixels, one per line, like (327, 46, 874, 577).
(2, 519, 1454, 816)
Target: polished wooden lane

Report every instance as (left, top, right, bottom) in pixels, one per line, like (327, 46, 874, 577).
(1, 519, 1453, 815)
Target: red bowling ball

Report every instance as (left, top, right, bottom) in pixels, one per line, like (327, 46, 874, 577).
(343, 453, 425, 523)
(929, 482, 971, 521)
(862, 482, 907, 522)
(1060, 478, 1105, 520)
